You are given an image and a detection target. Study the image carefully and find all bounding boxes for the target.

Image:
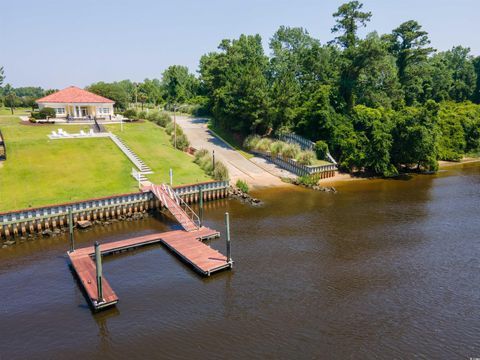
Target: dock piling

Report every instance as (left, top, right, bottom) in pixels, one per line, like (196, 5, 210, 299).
(199, 186, 204, 227)
(95, 241, 103, 303)
(68, 207, 74, 252)
(225, 212, 232, 263)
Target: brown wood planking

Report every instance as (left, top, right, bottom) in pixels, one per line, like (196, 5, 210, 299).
(68, 226, 230, 311)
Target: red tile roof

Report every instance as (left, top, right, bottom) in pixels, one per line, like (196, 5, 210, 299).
(36, 86, 115, 104)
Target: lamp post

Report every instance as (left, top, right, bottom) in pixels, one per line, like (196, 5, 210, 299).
(212, 150, 215, 171)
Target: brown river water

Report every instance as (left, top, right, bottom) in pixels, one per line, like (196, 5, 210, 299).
(0, 163, 479, 359)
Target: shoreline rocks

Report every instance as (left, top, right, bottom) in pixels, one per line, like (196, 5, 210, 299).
(228, 186, 262, 206)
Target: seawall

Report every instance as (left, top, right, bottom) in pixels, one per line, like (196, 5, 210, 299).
(0, 180, 229, 241)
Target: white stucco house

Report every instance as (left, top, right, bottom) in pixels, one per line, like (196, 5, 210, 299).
(36, 86, 115, 119)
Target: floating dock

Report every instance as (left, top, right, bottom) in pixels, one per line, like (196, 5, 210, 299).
(68, 227, 231, 311)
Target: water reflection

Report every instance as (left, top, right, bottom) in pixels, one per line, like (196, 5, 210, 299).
(1, 166, 480, 359)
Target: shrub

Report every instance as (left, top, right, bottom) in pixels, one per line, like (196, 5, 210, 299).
(154, 112, 172, 127)
(213, 161, 229, 180)
(296, 150, 316, 165)
(236, 179, 249, 193)
(39, 107, 56, 119)
(137, 110, 147, 119)
(243, 135, 261, 150)
(281, 143, 301, 160)
(270, 141, 285, 157)
(147, 111, 172, 127)
(194, 149, 209, 162)
(297, 175, 319, 187)
(171, 132, 190, 151)
(193, 148, 229, 180)
(315, 140, 329, 160)
(123, 109, 137, 120)
(30, 112, 43, 120)
(256, 138, 273, 152)
(165, 122, 174, 135)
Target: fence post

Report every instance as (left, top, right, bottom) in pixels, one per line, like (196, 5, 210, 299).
(169, 168, 173, 186)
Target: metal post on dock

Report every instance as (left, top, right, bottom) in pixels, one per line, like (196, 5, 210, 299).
(225, 212, 232, 263)
(68, 207, 74, 252)
(169, 168, 173, 186)
(95, 241, 103, 303)
(199, 186, 204, 227)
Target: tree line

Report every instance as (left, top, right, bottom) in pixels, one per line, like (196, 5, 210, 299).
(2, 1, 480, 176)
(0, 65, 201, 114)
(197, 1, 480, 175)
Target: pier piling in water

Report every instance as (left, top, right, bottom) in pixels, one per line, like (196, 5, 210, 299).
(95, 241, 103, 303)
(68, 207, 74, 252)
(225, 212, 232, 264)
(199, 187, 204, 227)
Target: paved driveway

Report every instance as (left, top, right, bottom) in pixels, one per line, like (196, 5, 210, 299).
(176, 116, 283, 187)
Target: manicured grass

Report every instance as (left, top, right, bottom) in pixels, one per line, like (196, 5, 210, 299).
(0, 107, 30, 116)
(207, 121, 254, 159)
(106, 121, 210, 185)
(0, 117, 210, 212)
(0, 116, 138, 211)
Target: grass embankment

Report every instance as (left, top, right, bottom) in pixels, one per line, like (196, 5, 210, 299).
(0, 117, 209, 212)
(106, 121, 210, 185)
(207, 121, 254, 159)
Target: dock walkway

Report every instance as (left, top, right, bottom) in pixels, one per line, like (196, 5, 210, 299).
(148, 184, 200, 232)
(69, 227, 230, 311)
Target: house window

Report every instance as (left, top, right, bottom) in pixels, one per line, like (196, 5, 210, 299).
(103, 108, 110, 114)
(97, 108, 103, 114)
(56, 108, 65, 115)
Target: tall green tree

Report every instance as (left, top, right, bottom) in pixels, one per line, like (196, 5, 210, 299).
(386, 20, 435, 105)
(473, 57, 480, 103)
(354, 33, 403, 109)
(331, 1, 374, 110)
(443, 46, 476, 101)
(87, 82, 130, 110)
(391, 100, 440, 171)
(161, 65, 198, 105)
(331, 1, 372, 49)
(199, 34, 270, 134)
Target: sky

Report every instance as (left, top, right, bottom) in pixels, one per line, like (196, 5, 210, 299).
(2, 0, 479, 89)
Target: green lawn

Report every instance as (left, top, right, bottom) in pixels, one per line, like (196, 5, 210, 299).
(106, 121, 210, 185)
(0, 117, 209, 212)
(0, 107, 30, 116)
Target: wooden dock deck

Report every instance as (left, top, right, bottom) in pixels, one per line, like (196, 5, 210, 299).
(68, 227, 231, 311)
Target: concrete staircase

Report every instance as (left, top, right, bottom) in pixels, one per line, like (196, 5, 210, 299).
(109, 134, 153, 174)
